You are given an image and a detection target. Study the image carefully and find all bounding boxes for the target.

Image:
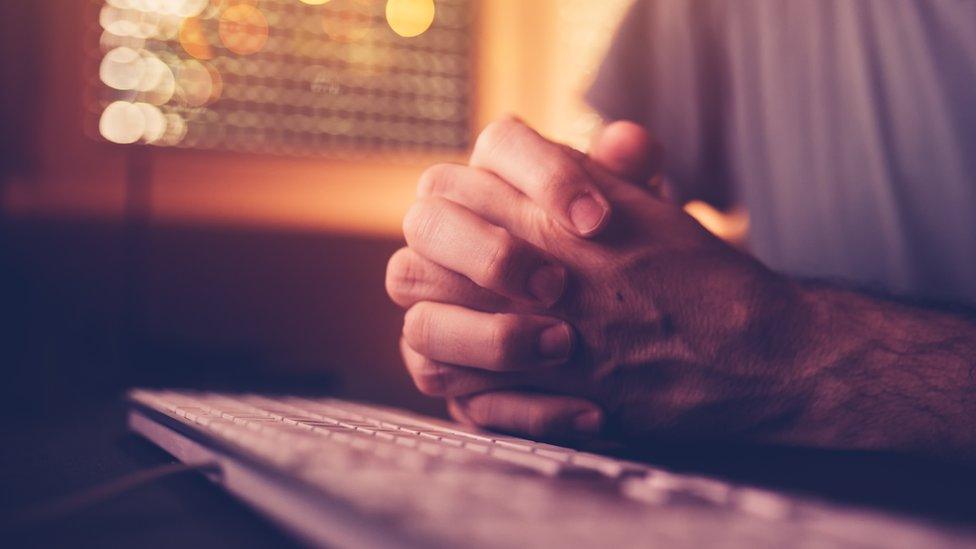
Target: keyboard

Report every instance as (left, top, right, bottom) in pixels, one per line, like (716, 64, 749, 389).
(127, 389, 973, 548)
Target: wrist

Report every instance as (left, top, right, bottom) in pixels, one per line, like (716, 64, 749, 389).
(778, 282, 976, 457)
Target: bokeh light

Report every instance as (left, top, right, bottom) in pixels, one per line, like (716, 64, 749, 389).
(168, 0, 209, 18)
(219, 4, 269, 55)
(99, 47, 144, 90)
(175, 59, 218, 107)
(99, 101, 146, 144)
(143, 68, 176, 105)
(159, 113, 188, 146)
(179, 17, 214, 60)
(385, 0, 435, 38)
(135, 52, 172, 92)
(136, 102, 167, 143)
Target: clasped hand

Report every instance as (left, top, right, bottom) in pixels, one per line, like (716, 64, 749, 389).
(387, 118, 811, 443)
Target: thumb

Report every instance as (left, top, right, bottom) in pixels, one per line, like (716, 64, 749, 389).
(589, 120, 663, 185)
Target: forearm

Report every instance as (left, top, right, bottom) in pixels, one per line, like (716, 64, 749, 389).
(784, 282, 976, 460)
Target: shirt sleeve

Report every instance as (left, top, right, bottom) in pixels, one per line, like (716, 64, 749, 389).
(585, 0, 734, 208)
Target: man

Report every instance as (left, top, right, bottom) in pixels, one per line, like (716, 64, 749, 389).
(385, 0, 976, 460)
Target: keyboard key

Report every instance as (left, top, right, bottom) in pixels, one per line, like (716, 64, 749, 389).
(569, 454, 628, 478)
(735, 487, 793, 520)
(490, 448, 563, 476)
(494, 440, 534, 452)
(533, 448, 573, 462)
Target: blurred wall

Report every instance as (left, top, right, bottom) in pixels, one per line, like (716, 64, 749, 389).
(0, 0, 631, 413)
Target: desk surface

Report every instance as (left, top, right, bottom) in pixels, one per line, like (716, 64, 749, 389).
(1, 396, 295, 548)
(3, 393, 975, 548)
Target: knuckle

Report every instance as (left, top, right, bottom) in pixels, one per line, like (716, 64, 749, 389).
(411, 359, 448, 396)
(468, 394, 498, 426)
(402, 197, 443, 246)
(385, 248, 422, 306)
(401, 201, 426, 242)
(538, 159, 581, 199)
(536, 213, 565, 249)
(447, 399, 470, 424)
(479, 229, 519, 289)
(527, 409, 563, 438)
(474, 118, 518, 160)
(526, 411, 549, 438)
(416, 164, 455, 197)
(403, 303, 435, 354)
(487, 313, 526, 366)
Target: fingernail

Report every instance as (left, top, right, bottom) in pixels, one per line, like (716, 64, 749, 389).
(527, 264, 566, 305)
(537, 323, 572, 360)
(569, 194, 609, 235)
(572, 409, 603, 434)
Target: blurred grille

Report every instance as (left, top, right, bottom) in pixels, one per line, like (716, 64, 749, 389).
(93, 0, 472, 155)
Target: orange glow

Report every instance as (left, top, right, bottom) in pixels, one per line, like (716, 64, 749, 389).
(179, 17, 214, 60)
(148, 157, 430, 236)
(218, 4, 269, 55)
(385, 0, 435, 38)
(684, 201, 750, 244)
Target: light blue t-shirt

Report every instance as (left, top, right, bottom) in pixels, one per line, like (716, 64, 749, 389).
(587, 0, 976, 305)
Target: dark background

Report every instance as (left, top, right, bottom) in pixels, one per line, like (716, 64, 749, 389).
(0, 219, 429, 415)
(0, 219, 429, 547)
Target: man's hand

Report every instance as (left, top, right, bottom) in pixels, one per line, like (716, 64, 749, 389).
(387, 118, 976, 459)
(387, 118, 808, 440)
